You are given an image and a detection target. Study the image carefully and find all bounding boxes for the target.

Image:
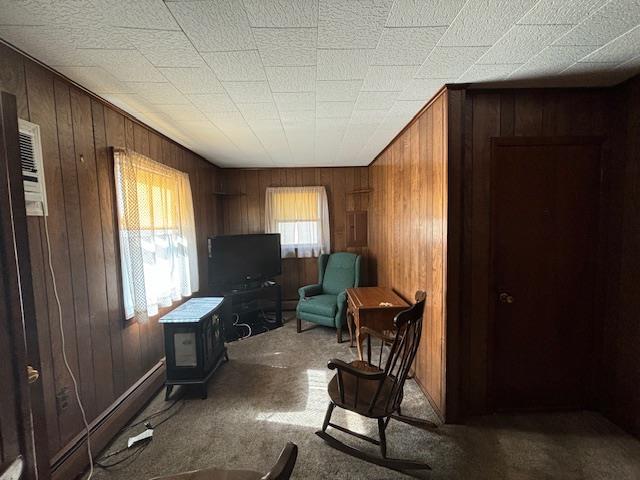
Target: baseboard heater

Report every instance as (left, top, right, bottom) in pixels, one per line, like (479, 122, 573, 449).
(50, 360, 166, 480)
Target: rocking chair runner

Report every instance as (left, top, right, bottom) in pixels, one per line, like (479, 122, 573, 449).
(315, 291, 436, 471)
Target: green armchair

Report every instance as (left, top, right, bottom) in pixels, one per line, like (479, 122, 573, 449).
(296, 252, 361, 343)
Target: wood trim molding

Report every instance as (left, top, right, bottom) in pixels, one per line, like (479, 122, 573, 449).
(368, 83, 470, 168)
(51, 360, 166, 480)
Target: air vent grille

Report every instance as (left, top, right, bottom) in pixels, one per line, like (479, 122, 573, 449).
(19, 131, 37, 173)
(18, 119, 47, 216)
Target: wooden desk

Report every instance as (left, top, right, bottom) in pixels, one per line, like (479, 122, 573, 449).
(345, 287, 409, 360)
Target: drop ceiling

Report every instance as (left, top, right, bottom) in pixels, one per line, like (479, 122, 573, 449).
(1, 0, 639, 167)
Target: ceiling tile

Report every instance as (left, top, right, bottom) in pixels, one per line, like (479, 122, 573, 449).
(316, 80, 362, 101)
(350, 109, 388, 123)
(316, 101, 354, 118)
(282, 117, 315, 131)
(101, 93, 151, 114)
(458, 63, 523, 83)
(318, 0, 393, 49)
(265, 66, 316, 92)
(243, 0, 318, 27)
(518, 0, 607, 25)
(509, 46, 596, 80)
(562, 61, 625, 85)
(224, 81, 273, 103)
(153, 105, 208, 123)
(280, 110, 316, 123)
(3, 0, 638, 169)
(0, 0, 61, 26)
(188, 93, 238, 113)
(204, 111, 247, 125)
(90, 49, 166, 82)
(354, 91, 400, 110)
(102, 0, 180, 30)
(438, 0, 538, 46)
(166, 0, 255, 52)
(478, 25, 573, 65)
(56, 66, 134, 94)
(203, 51, 266, 81)
(372, 27, 446, 66)
(253, 28, 317, 66)
(362, 65, 417, 91)
(72, 27, 134, 50)
(555, 0, 640, 47)
(0, 25, 90, 67)
(564, 62, 621, 74)
(126, 82, 190, 105)
(398, 79, 448, 100)
(158, 67, 225, 94)
(236, 102, 280, 120)
(273, 92, 315, 111)
(386, 0, 466, 27)
(126, 29, 204, 67)
(248, 118, 286, 133)
(317, 49, 375, 80)
(416, 46, 488, 78)
(581, 25, 640, 64)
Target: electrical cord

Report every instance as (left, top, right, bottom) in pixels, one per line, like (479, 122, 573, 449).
(95, 396, 185, 469)
(124, 397, 182, 431)
(44, 214, 93, 479)
(259, 308, 278, 325)
(232, 312, 252, 339)
(95, 442, 150, 470)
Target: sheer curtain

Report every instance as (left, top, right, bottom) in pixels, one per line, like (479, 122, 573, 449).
(114, 148, 198, 323)
(265, 186, 330, 258)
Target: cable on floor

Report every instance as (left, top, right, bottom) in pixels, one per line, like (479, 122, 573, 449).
(232, 312, 252, 339)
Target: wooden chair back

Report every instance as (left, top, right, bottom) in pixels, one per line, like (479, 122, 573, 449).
(261, 443, 298, 480)
(370, 291, 426, 415)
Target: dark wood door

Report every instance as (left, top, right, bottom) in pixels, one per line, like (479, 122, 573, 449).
(0, 91, 47, 479)
(490, 137, 601, 411)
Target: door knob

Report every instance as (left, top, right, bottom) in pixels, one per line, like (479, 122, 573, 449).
(26, 365, 39, 384)
(499, 292, 515, 304)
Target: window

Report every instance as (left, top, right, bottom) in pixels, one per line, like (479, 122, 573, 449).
(265, 186, 330, 258)
(114, 149, 198, 322)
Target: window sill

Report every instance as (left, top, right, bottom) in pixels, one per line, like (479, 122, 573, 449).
(122, 297, 191, 328)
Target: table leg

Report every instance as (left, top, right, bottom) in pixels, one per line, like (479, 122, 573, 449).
(347, 311, 354, 347)
(355, 323, 364, 360)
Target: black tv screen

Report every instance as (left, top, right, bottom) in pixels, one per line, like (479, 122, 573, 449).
(208, 234, 281, 287)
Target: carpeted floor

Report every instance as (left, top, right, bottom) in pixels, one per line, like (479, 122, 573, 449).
(89, 316, 640, 480)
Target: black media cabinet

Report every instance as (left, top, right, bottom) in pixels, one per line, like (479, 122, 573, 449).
(213, 283, 282, 342)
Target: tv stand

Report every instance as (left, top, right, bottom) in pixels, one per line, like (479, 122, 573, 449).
(212, 282, 282, 341)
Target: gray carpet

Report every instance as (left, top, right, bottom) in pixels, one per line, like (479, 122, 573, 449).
(90, 317, 640, 480)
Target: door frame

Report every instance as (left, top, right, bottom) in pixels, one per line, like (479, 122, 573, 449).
(487, 135, 605, 412)
(0, 90, 49, 479)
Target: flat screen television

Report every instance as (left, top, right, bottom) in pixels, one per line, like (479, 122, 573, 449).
(208, 233, 281, 288)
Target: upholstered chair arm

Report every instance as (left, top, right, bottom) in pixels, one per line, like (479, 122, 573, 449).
(334, 290, 347, 328)
(354, 255, 362, 287)
(298, 284, 323, 299)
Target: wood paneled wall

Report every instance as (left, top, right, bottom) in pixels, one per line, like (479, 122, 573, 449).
(600, 76, 640, 437)
(460, 87, 614, 416)
(219, 167, 370, 300)
(0, 43, 222, 458)
(369, 90, 449, 418)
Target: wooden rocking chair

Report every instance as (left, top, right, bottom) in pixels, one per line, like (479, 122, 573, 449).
(315, 291, 436, 471)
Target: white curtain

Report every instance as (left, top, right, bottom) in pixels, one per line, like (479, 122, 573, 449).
(114, 149, 198, 323)
(265, 186, 330, 258)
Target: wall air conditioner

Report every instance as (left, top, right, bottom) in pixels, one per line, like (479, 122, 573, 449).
(18, 119, 48, 216)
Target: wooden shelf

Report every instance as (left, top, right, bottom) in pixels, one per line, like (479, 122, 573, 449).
(347, 188, 372, 195)
(212, 192, 246, 196)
